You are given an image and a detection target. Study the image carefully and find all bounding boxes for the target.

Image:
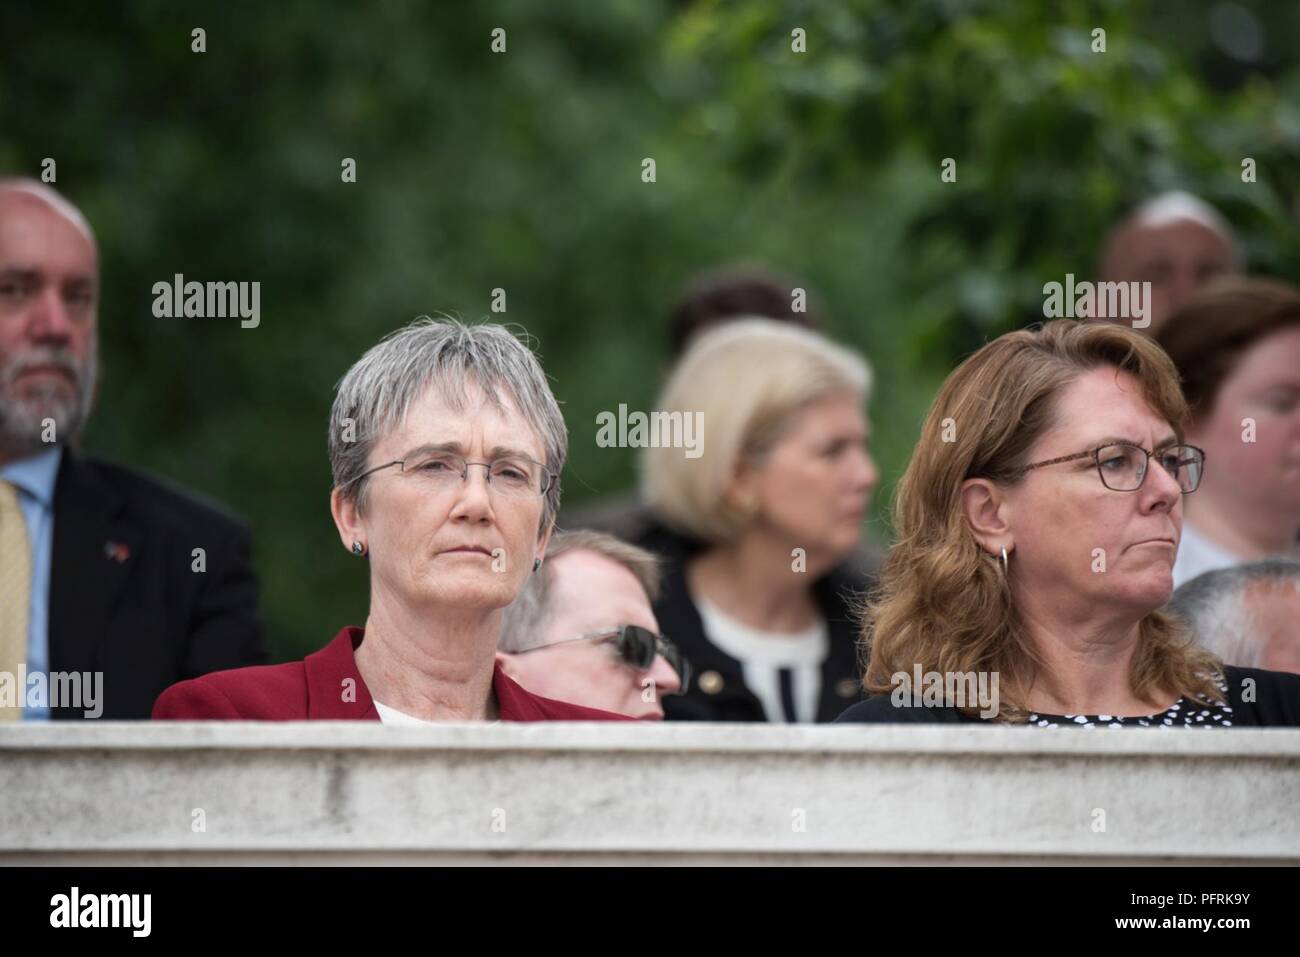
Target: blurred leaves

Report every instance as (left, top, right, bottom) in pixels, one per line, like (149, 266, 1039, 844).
(1, 0, 1296, 659)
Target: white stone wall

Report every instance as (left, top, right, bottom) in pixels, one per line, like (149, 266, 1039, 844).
(3, 723, 1297, 864)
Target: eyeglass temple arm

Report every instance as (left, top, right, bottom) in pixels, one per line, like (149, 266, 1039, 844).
(1020, 450, 1095, 472)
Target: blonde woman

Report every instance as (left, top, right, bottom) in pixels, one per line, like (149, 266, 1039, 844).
(637, 319, 879, 722)
(837, 320, 1300, 727)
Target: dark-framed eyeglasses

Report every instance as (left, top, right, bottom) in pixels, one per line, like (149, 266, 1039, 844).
(1019, 442, 1205, 494)
(350, 448, 554, 499)
(520, 624, 691, 693)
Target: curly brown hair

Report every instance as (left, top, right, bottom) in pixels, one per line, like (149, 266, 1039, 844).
(862, 320, 1225, 721)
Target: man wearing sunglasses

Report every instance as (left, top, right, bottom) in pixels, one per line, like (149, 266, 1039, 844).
(498, 530, 687, 719)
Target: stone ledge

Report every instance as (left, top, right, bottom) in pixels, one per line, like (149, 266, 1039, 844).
(3, 723, 1297, 863)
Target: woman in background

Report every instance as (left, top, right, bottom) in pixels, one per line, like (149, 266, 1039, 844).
(637, 319, 879, 722)
(1155, 277, 1300, 587)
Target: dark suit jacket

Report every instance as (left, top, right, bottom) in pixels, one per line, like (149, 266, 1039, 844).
(152, 626, 632, 721)
(49, 450, 265, 719)
(634, 520, 874, 722)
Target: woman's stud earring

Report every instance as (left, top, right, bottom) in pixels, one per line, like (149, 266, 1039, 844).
(533, 558, 542, 573)
(352, 541, 366, 556)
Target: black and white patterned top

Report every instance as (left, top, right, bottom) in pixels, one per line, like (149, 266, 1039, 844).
(836, 666, 1300, 726)
(1027, 674, 1233, 729)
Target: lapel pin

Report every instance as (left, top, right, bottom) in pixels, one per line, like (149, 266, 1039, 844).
(104, 541, 130, 563)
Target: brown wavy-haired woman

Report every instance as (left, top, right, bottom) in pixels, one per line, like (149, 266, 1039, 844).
(837, 320, 1300, 728)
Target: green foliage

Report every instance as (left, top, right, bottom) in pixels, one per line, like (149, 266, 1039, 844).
(2, 0, 1295, 659)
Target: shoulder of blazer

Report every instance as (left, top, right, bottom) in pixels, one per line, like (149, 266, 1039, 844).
(1222, 665, 1300, 727)
(153, 627, 373, 720)
(834, 693, 970, 723)
(635, 521, 764, 719)
(493, 667, 634, 721)
(812, 568, 871, 718)
(652, 545, 754, 693)
(152, 656, 313, 719)
(634, 519, 707, 644)
(813, 566, 871, 639)
(57, 449, 251, 540)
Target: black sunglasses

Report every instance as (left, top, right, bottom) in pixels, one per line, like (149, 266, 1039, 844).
(523, 624, 691, 693)
(602, 625, 691, 693)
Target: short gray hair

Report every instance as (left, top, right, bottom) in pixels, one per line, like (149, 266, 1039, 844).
(498, 530, 661, 653)
(1168, 559, 1300, 667)
(328, 317, 567, 532)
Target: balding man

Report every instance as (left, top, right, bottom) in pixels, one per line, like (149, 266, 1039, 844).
(1170, 560, 1300, 676)
(1097, 191, 1242, 333)
(0, 179, 265, 720)
(497, 530, 686, 719)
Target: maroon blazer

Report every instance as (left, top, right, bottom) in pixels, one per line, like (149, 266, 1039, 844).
(152, 626, 630, 722)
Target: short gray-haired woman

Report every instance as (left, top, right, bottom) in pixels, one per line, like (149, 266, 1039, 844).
(154, 318, 627, 722)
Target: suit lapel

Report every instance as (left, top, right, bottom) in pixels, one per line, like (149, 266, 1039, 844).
(813, 572, 869, 721)
(48, 451, 140, 674)
(656, 555, 762, 715)
(493, 663, 548, 720)
(306, 626, 379, 719)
